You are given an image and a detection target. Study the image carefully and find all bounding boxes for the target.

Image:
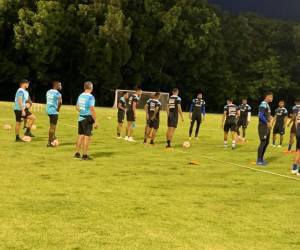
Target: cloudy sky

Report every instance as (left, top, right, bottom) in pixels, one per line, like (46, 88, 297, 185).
(208, 0, 300, 21)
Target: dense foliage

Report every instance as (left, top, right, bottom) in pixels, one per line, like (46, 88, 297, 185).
(0, 0, 299, 111)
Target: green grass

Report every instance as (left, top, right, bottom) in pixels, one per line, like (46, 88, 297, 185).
(0, 101, 300, 250)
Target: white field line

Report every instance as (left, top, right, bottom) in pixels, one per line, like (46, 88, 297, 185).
(173, 149, 300, 182)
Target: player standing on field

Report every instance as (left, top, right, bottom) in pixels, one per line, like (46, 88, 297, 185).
(74, 82, 97, 161)
(46, 81, 62, 147)
(125, 87, 142, 142)
(166, 88, 184, 148)
(290, 98, 300, 175)
(14, 79, 36, 142)
(237, 98, 251, 142)
(257, 92, 273, 166)
(271, 100, 288, 148)
(287, 101, 298, 153)
(117, 91, 129, 139)
(221, 98, 240, 149)
(144, 92, 161, 145)
(189, 93, 206, 140)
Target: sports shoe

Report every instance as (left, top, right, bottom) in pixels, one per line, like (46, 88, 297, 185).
(124, 136, 129, 141)
(195, 137, 199, 140)
(74, 152, 81, 159)
(117, 136, 122, 139)
(15, 137, 24, 142)
(277, 145, 282, 148)
(271, 144, 276, 147)
(224, 144, 228, 148)
(25, 131, 35, 137)
(256, 160, 268, 166)
(232, 144, 236, 150)
(47, 143, 55, 148)
(291, 164, 298, 174)
(128, 137, 136, 142)
(82, 155, 93, 161)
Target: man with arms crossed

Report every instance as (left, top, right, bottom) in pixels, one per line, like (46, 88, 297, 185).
(166, 88, 184, 148)
(14, 79, 36, 142)
(46, 81, 62, 147)
(74, 82, 97, 161)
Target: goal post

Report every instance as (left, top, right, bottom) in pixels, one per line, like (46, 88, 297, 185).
(113, 89, 170, 111)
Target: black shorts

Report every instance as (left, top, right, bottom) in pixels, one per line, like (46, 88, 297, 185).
(126, 110, 135, 122)
(224, 119, 237, 133)
(148, 119, 160, 130)
(49, 114, 59, 125)
(258, 124, 270, 141)
(291, 124, 296, 134)
(168, 112, 178, 128)
(273, 123, 285, 135)
(237, 118, 248, 129)
(296, 125, 300, 150)
(14, 109, 32, 122)
(78, 118, 93, 136)
(118, 111, 125, 123)
(191, 113, 202, 123)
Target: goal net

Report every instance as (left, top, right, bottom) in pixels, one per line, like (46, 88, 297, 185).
(113, 89, 170, 111)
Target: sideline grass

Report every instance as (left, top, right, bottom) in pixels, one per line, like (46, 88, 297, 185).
(0, 102, 299, 250)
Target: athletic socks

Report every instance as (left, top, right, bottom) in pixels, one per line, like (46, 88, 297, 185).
(167, 140, 171, 147)
(224, 141, 228, 147)
(288, 144, 292, 151)
(232, 140, 236, 148)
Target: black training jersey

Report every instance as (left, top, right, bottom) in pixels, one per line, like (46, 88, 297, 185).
(168, 95, 181, 113)
(147, 98, 161, 120)
(293, 105, 300, 127)
(274, 107, 288, 125)
(239, 104, 251, 119)
(118, 96, 126, 112)
(127, 94, 140, 111)
(224, 104, 239, 119)
(191, 98, 206, 115)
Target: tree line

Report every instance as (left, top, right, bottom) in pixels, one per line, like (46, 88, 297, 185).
(0, 0, 300, 112)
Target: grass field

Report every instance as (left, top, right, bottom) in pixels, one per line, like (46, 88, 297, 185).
(0, 101, 300, 250)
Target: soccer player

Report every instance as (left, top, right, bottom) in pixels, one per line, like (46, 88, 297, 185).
(291, 98, 300, 175)
(257, 92, 273, 166)
(287, 101, 298, 152)
(117, 91, 129, 138)
(189, 93, 206, 140)
(237, 98, 252, 142)
(144, 92, 161, 145)
(74, 82, 97, 161)
(221, 98, 240, 149)
(125, 87, 142, 142)
(14, 79, 36, 142)
(46, 81, 62, 147)
(272, 100, 288, 148)
(166, 88, 184, 148)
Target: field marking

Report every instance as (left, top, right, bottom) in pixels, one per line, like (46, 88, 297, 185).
(62, 124, 77, 128)
(173, 149, 300, 182)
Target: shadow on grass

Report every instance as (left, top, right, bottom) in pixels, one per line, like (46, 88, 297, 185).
(92, 151, 115, 158)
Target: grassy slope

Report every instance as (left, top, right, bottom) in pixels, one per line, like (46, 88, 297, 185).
(0, 102, 299, 250)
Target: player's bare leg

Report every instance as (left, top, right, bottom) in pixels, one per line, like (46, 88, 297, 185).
(288, 133, 295, 152)
(24, 114, 36, 137)
(83, 136, 90, 156)
(117, 122, 123, 138)
(48, 124, 56, 146)
(75, 135, 84, 158)
(166, 127, 176, 148)
(224, 132, 228, 148)
(272, 134, 277, 146)
(231, 132, 237, 149)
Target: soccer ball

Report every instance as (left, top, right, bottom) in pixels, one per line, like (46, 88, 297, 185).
(183, 141, 191, 149)
(22, 136, 32, 142)
(31, 125, 37, 130)
(3, 124, 12, 130)
(51, 139, 59, 147)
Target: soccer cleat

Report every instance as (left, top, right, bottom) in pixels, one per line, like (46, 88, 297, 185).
(47, 143, 55, 148)
(256, 160, 268, 166)
(195, 137, 199, 140)
(297, 171, 300, 176)
(128, 137, 136, 142)
(116, 136, 122, 139)
(277, 145, 282, 148)
(291, 164, 298, 174)
(74, 152, 81, 159)
(82, 155, 93, 161)
(15, 137, 24, 142)
(124, 136, 129, 141)
(271, 144, 276, 147)
(224, 144, 228, 148)
(25, 131, 35, 137)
